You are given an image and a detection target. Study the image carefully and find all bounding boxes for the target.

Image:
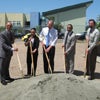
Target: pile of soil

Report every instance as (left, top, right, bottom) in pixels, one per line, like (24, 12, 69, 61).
(0, 74, 100, 100)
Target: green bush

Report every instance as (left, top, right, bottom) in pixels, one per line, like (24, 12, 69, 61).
(0, 27, 5, 32)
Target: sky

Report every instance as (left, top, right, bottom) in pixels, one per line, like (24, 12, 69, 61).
(0, 0, 100, 21)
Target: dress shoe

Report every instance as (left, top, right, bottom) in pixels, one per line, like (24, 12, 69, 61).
(24, 74, 32, 78)
(88, 76, 94, 80)
(33, 73, 36, 77)
(9, 78, 15, 81)
(5, 78, 15, 83)
(1, 80, 7, 85)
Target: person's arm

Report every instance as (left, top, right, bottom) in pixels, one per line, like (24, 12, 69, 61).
(0, 34, 12, 51)
(35, 38, 39, 49)
(24, 36, 32, 46)
(0, 34, 18, 52)
(85, 29, 90, 54)
(88, 30, 100, 51)
(39, 29, 44, 42)
(86, 31, 89, 43)
(50, 30, 58, 46)
(63, 32, 67, 45)
(39, 29, 45, 47)
(24, 40, 30, 46)
(62, 32, 67, 48)
(32, 38, 39, 53)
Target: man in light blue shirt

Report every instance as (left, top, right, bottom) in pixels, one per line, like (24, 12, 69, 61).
(39, 20, 58, 73)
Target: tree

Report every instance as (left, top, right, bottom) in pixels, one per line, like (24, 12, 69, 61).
(36, 25, 42, 33)
(96, 15, 100, 22)
(0, 27, 5, 32)
(54, 23, 63, 33)
(96, 22, 100, 31)
(46, 16, 55, 21)
(96, 15, 100, 31)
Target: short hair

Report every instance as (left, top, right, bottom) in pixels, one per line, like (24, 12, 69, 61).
(67, 24, 73, 29)
(48, 20, 54, 24)
(6, 22, 12, 26)
(89, 19, 96, 25)
(31, 28, 36, 31)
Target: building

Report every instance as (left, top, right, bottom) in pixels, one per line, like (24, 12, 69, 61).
(43, 1, 93, 33)
(30, 12, 40, 28)
(0, 12, 40, 29)
(0, 13, 26, 28)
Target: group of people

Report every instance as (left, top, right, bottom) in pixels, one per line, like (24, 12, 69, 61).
(0, 19, 100, 85)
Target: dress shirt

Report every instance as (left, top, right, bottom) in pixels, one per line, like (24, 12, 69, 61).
(86, 28, 100, 51)
(31, 38, 34, 44)
(39, 27, 58, 46)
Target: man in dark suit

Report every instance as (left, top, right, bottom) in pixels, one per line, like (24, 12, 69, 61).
(0, 22, 18, 85)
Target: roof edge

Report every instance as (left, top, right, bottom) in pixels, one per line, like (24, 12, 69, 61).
(43, 0, 93, 16)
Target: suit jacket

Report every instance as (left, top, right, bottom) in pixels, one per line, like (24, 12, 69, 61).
(63, 31, 76, 56)
(86, 28, 100, 51)
(0, 30, 14, 58)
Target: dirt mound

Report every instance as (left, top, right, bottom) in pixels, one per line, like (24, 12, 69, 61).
(0, 74, 100, 100)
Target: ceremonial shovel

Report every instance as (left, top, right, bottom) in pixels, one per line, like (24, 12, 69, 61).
(14, 43, 24, 77)
(30, 41, 35, 76)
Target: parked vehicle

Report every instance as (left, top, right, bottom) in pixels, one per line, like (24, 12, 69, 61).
(75, 32, 87, 40)
(58, 32, 64, 39)
(14, 33, 25, 38)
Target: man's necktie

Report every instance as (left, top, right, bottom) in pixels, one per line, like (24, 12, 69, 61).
(90, 28, 94, 33)
(46, 30, 50, 47)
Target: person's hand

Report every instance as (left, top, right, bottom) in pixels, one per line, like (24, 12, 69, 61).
(86, 37, 89, 43)
(32, 49, 37, 54)
(41, 42, 45, 48)
(32, 51, 35, 54)
(62, 45, 64, 48)
(45, 47, 50, 53)
(45, 46, 52, 53)
(86, 48, 89, 55)
(28, 37, 32, 41)
(64, 52, 67, 56)
(14, 48, 18, 51)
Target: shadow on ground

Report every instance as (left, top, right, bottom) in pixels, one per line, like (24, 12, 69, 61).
(74, 70, 100, 79)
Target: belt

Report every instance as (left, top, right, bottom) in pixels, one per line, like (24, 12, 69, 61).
(45, 45, 55, 48)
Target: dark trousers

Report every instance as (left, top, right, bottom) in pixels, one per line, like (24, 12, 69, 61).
(43, 46, 55, 73)
(0, 56, 11, 81)
(86, 46, 97, 77)
(0, 58, 4, 81)
(27, 52, 38, 75)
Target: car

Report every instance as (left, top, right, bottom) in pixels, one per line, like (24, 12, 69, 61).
(14, 33, 25, 38)
(58, 32, 64, 39)
(75, 32, 87, 40)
